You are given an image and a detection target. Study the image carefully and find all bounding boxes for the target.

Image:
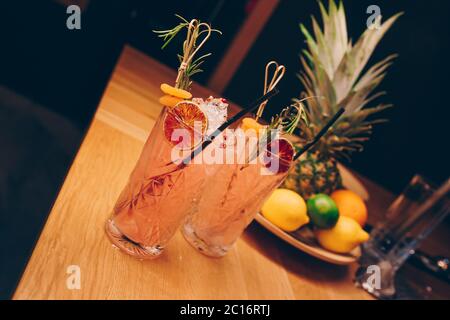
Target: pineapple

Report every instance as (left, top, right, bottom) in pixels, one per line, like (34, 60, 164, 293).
(283, 1, 401, 199)
(284, 151, 342, 199)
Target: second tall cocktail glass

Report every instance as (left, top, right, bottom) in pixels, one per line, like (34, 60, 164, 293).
(182, 101, 346, 257)
(182, 129, 295, 257)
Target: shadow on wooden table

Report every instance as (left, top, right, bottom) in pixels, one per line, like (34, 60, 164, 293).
(242, 222, 354, 282)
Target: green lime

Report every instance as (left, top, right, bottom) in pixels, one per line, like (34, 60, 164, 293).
(307, 194, 339, 229)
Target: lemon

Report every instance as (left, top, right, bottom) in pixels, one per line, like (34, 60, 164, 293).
(261, 189, 309, 232)
(315, 216, 370, 254)
(331, 189, 368, 227)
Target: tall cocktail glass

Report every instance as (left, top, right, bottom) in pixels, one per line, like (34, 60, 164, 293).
(182, 130, 294, 257)
(182, 104, 346, 257)
(105, 104, 215, 259)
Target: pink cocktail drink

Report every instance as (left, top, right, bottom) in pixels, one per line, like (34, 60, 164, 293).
(105, 100, 225, 259)
(182, 132, 294, 257)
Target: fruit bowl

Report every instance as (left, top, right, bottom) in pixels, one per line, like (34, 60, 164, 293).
(255, 164, 368, 265)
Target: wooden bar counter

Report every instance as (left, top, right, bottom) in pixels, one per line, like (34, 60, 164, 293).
(13, 46, 393, 300)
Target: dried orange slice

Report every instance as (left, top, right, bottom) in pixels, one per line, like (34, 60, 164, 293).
(159, 95, 183, 108)
(263, 137, 294, 174)
(160, 83, 192, 100)
(163, 101, 208, 149)
(241, 117, 266, 136)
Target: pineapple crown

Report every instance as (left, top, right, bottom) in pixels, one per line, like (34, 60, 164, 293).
(296, 0, 402, 160)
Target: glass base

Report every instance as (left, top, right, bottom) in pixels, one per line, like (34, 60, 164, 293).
(105, 218, 163, 260)
(354, 243, 398, 299)
(354, 262, 397, 299)
(182, 222, 230, 258)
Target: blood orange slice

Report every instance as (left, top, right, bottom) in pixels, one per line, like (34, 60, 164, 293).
(263, 137, 294, 174)
(163, 101, 208, 149)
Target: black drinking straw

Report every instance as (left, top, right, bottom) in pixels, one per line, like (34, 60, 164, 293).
(293, 107, 346, 161)
(183, 88, 279, 164)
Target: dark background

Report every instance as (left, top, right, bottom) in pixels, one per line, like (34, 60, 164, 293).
(0, 0, 448, 299)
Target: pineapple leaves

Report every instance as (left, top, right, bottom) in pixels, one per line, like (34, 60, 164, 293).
(333, 12, 403, 102)
(354, 54, 397, 92)
(296, 0, 400, 158)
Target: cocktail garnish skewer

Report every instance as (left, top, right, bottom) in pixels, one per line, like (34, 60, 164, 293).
(154, 15, 221, 91)
(175, 19, 211, 89)
(255, 61, 286, 121)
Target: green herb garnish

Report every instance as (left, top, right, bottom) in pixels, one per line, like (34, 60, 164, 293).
(153, 15, 221, 90)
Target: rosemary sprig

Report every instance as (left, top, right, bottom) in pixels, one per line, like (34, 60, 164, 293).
(153, 15, 221, 90)
(270, 102, 309, 134)
(153, 15, 189, 49)
(177, 53, 213, 89)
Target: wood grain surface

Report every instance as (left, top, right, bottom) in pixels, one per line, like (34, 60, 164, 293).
(13, 46, 385, 300)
